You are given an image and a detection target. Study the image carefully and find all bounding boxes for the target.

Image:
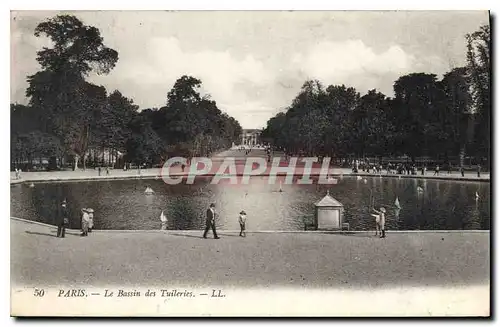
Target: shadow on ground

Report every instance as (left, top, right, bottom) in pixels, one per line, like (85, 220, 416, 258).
(25, 230, 82, 238)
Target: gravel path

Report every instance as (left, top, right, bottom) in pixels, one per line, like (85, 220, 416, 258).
(11, 219, 490, 289)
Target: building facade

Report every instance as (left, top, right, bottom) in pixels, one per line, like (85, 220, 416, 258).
(240, 129, 262, 147)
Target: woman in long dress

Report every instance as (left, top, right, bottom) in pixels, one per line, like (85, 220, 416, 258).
(87, 208, 94, 232)
(81, 208, 90, 236)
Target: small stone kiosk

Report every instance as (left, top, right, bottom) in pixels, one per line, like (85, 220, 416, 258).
(313, 190, 345, 230)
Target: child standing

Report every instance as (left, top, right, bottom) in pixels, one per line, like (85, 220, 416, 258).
(238, 210, 247, 237)
(372, 207, 386, 238)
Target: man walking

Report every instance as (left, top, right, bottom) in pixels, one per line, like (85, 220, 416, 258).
(56, 199, 69, 238)
(203, 203, 219, 239)
(434, 165, 440, 176)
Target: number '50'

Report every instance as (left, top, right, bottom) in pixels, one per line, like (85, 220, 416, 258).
(33, 289, 45, 297)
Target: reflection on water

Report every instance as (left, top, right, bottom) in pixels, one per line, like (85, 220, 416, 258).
(10, 176, 490, 231)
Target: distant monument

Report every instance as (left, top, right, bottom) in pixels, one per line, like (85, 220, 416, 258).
(240, 129, 262, 147)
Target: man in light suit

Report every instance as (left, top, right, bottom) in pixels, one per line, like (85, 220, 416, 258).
(203, 203, 220, 239)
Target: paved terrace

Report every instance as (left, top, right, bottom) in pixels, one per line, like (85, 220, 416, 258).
(10, 149, 490, 184)
(11, 218, 489, 290)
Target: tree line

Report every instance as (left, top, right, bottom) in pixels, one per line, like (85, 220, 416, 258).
(261, 25, 490, 168)
(11, 15, 242, 171)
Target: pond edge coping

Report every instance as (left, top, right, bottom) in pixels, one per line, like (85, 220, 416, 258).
(11, 217, 490, 234)
(10, 172, 490, 185)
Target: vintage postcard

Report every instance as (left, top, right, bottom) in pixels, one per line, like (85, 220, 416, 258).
(10, 10, 490, 317)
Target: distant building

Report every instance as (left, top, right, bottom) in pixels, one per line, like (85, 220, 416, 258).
(240, 129, 262, 146)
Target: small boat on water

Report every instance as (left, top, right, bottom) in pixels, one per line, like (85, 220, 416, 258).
(29, 183, 35, 188)
(357, 176, 362, 181)
(144, 186, 155, 195)
(417, 186, 424, 193)
(160, 210, 167, 223)
(394, 197, 401, 209)
(326, 176, 338, 184)
(475, 192, 480, 200)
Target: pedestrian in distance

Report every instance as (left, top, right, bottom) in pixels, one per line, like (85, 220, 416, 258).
(239, 210, 247, 237)
(57, 199, 69, 238)
(460, 166, 465, 177)
(98, 166, 101, 176)
(203, 203, 219, 239)
(477, 164, 481, 178)
(434, 165, 440, 176)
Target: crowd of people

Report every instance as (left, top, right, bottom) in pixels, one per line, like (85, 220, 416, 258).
(351, 160, 483, 177)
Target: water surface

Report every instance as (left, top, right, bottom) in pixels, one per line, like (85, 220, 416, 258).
(10, 176, 490, 231)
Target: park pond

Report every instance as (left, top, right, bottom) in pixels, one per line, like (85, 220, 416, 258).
(10, 176, 490, 231)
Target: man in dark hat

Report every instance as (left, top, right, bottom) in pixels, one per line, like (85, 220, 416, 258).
(203, 203, 219, 239)
(56, 199, 69, 238)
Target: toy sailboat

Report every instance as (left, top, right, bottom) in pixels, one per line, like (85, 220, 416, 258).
(160, 210, 167, 223)
(327, 175, 338, 184)
(394, 197, 401, 209)
(357, 176, 362, 180)
(144, 186, 155, 195)
(417, 186, 424, 193)
(475, 192, 479, 200)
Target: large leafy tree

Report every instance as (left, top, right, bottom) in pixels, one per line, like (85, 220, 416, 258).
(466, 24, 490, 163)
(392, 73, 445, 160)
(440, 67, 471, 165)
(157, 75, 242, 157)
(26, 14, 118, 170)
(350, 90, 394, 158)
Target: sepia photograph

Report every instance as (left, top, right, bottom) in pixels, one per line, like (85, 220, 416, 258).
(9, 9, 491, 317)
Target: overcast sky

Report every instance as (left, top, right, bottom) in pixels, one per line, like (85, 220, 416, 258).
(11, 11, 489, 129)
